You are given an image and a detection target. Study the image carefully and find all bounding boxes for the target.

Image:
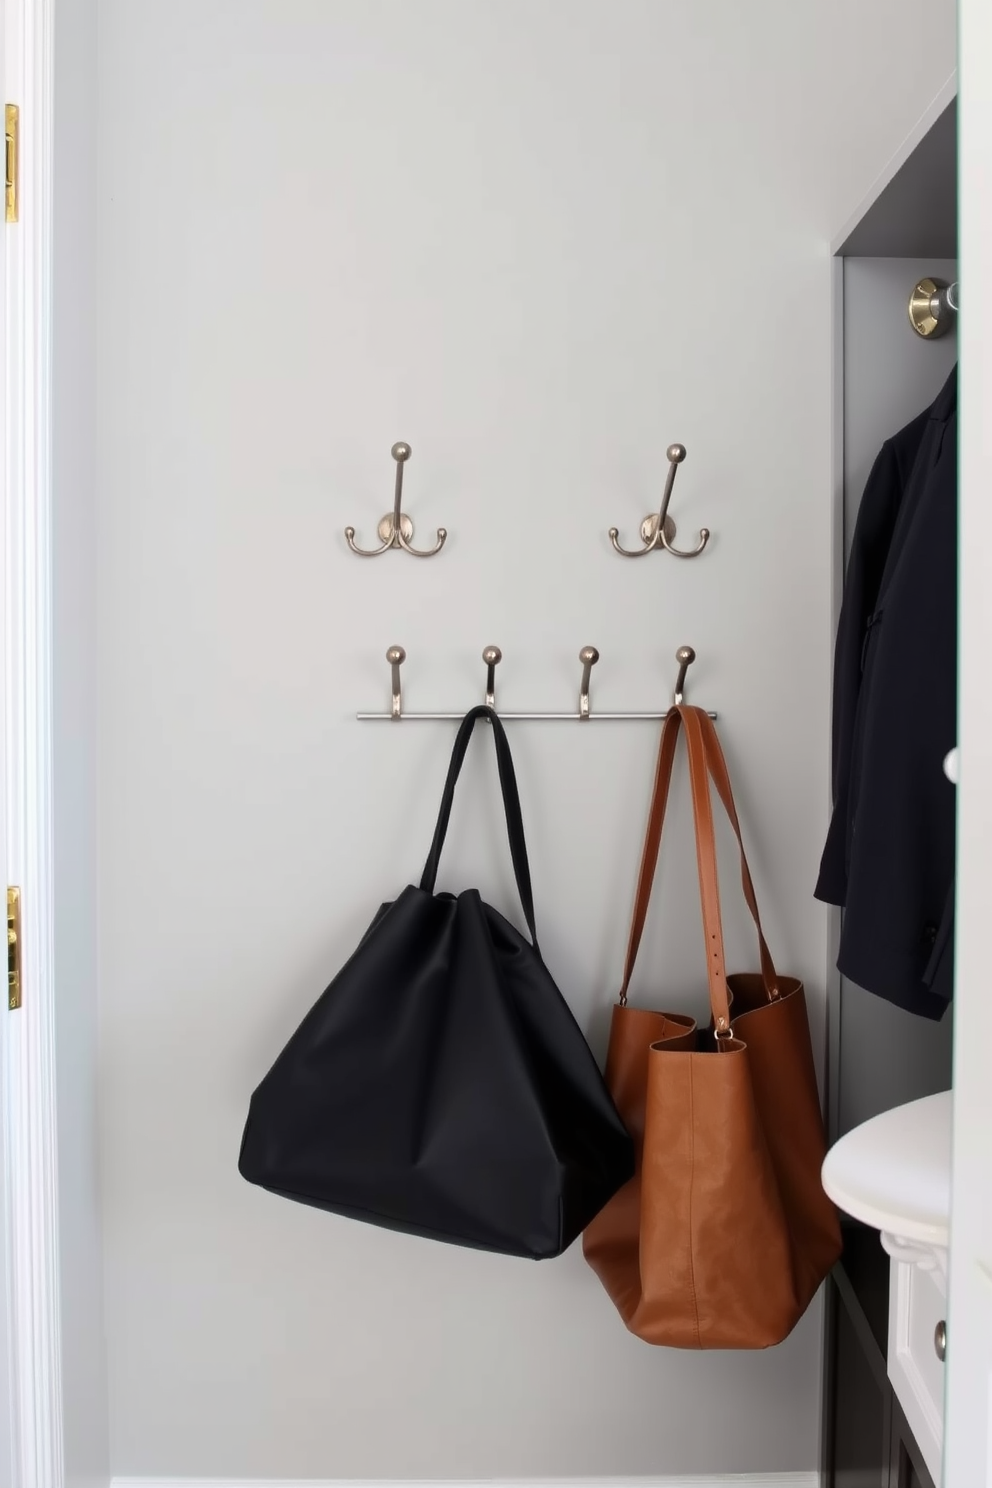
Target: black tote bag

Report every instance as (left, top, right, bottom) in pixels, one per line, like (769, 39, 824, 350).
(239, 705, 634, 1259)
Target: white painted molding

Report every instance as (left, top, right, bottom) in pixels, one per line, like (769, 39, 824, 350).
(880, 1231, 950, 1278)
(887, 1257, 946, 1482)
(2, 0, 64, 1486)
(110, 1476, 819, 1488)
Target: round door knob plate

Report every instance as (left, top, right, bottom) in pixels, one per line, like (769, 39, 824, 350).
(934, 1319, 947, 1363)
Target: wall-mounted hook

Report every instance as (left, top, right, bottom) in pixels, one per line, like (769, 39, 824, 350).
(578, 646, 599, 720)
(345, 442, 448, 557)
(908, 277, 959, 339)
(356, 642, 715, 722)
(483, 646, 502, 708)
(673, 645, 695, 705)
(609, 443, 711, 559)
(386, 645, 406, 719)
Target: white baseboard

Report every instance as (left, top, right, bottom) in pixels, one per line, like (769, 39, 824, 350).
(110, 1475, 820, 1488)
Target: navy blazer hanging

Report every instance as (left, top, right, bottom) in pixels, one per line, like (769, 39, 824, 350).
(816, 367, 957, 1019)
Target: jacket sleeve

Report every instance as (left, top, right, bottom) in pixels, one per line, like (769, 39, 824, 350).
(830, 441, 903, 802)
(816, 441, 903, 903)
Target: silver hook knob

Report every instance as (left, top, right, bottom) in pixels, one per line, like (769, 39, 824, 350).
(482, 646, 502, 709)
(386, 645, 406, 719)
(673, 645, 696, 706)
(578, 646, 600, 720)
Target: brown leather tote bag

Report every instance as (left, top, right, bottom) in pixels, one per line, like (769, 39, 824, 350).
(583, 705, 841, 1348)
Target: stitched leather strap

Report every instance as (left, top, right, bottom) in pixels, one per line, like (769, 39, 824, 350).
(619, 708, 683, 1001)
(619, 705, 779, 1027)
(682, 706, 733, 1033)
(421, 705, 538, 947)
(695, 710, 778, 1000)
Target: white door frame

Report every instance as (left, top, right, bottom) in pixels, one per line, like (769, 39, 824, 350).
(1, 11, 13, 1480)
(2, 0, 65, 1481)
(944, 1, 992, 1482)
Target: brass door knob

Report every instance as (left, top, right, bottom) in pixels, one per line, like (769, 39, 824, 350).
(908, 278, 957, 339)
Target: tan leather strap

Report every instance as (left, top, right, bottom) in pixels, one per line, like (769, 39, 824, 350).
(619, 705, 779, 1025)
(681, 706, 733, 1034)
(619, 708, 683, 1003)
(696, 710, 779, 1000)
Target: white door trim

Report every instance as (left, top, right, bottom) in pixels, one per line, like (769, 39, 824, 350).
(945, 2, 992, 1481)
(1, 4, 14, 1479)
(2, 0, 64, 1481)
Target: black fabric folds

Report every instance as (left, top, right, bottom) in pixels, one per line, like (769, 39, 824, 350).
(239, 706, 634, 1258)
(815, 367, 957, 1018)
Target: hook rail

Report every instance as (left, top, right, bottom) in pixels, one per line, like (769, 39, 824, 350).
(357, 646, 715, 721)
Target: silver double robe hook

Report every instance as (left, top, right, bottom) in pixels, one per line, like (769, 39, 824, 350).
(345, 443, 448, 557)
(609, 443, 711, 559)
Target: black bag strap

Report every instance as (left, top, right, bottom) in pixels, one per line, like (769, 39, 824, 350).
(420, 706, 538, 948)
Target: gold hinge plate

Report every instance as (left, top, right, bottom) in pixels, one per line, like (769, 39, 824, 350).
(5, 104, 19, 224)
(8, 887, 22, 1010)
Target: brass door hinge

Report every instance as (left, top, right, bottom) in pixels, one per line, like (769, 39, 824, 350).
(8, 888, 22, 1010)
(5, 104, 19, 223)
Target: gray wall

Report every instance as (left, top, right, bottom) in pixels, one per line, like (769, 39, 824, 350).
(53, 0, 109, 1484)
(95, 1, 956, 1479)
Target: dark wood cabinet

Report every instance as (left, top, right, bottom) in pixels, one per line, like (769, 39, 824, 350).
(823, 1225, 936, 1488)
(830, 1289, 888, 1486)
(896, 1442, 930, 1488)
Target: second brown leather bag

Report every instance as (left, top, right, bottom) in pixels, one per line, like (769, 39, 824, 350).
(583, 705, 841, 1348)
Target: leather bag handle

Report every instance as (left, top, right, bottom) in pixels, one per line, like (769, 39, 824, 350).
(682, 705, 734, 1035)
(694, 709, 779, 1000)
(420, 705, 538, 948)
(619, 705, 779, 1030)
(619, 707, 684, 1001)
